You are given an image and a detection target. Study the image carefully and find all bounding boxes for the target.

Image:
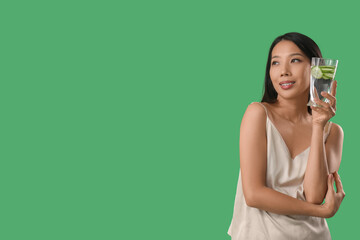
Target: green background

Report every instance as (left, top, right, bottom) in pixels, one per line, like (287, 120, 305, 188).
(1, 0, 357, 239)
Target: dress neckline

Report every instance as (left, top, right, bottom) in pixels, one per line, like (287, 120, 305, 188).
(266, 116, 311, 160)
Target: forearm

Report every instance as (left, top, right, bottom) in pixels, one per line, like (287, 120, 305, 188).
(247, 186, 324, 217)
(303, 124, 329, 204)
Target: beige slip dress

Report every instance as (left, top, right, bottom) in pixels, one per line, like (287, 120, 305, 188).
(227, 102, 332, 240)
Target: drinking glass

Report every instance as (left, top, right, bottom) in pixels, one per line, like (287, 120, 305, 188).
(308, 57, 338, 107)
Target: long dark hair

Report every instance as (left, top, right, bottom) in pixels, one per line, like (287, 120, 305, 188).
(261, 32, 322, 114)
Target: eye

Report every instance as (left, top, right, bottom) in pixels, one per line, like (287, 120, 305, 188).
(291, 58, 301, 63)
(271, 61, 279, 65)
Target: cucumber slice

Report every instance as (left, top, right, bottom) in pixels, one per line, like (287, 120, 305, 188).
(323, 73, 334, 79)
(311, 66, 323, 78)
(319, 65, 335, 69)
(319, 67, 335, 73)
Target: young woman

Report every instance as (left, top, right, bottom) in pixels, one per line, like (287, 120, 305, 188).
(227, 32, 345, 239)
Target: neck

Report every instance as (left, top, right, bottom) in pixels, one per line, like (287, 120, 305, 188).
(274, 95, 310, 123)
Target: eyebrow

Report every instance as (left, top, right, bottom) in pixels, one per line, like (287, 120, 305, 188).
(271, 53, 305, 59)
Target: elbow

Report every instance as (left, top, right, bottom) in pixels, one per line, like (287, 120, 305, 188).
(304, 193, 325, 205)
(303, 184, 327, 205)
(306, 198, 323, 205)
(244, 190, 259, 208)
(244, 195, 255, 207)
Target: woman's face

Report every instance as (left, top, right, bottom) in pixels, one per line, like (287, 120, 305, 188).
(269, 40, 311, 100)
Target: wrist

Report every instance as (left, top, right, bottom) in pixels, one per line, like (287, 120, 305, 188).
(317, 204, 333, 218)
(316, 205, 327, 218)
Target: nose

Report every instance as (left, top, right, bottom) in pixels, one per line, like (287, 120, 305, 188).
(281, 63, 291, 77)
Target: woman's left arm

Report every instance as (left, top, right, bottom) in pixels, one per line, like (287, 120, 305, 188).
(325, 123, 344, 173)
(303, 81, 344, 204)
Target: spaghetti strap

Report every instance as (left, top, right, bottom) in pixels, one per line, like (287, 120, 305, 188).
(251, 102, 268, 117)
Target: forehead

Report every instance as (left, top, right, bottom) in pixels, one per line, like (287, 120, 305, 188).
(271, 40, 304, 57)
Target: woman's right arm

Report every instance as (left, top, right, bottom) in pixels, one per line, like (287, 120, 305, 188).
(240, 103, 344, 218)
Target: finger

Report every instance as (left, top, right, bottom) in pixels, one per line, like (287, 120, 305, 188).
(330, 105, 336, 116)
(331, 80, 337, 97)
(333, 171, 344, 193)
(314, 97, 329, 109)
(314, 95, 334, 113)
(327, 174, 335, 192)
(310, 106, 333, 118)
(321, 92, 336, 107)
(314, 106, 336, 119)
(311, 106, 328, 115)
(316, 102, 336, 116)
(310, 106, 323, 113)
(310, 106, 318, 112)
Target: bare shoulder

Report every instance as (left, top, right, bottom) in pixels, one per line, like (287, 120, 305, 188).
(242, 102, 267, 123)
(240, 102, 267, 139)
(326, 122, 344, 144)
(329, 122, 344, 140)
(327, 122, 344, 148)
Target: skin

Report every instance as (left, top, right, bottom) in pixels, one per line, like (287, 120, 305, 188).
(240, 40, 345, 218)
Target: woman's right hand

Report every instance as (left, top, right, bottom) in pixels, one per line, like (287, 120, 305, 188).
(320, 171, 346, 218)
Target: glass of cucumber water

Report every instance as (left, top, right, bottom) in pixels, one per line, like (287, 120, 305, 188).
(308, 57, 338, 107)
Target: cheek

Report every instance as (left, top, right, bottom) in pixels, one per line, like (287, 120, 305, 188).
(294, 66, 310, 81)
(269, 69, 276, 85)
(269, 67, 276, 80)
(302, 68, 311, 83)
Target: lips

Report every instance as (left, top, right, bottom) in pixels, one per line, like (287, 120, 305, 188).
(279, 81, 295, 90)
